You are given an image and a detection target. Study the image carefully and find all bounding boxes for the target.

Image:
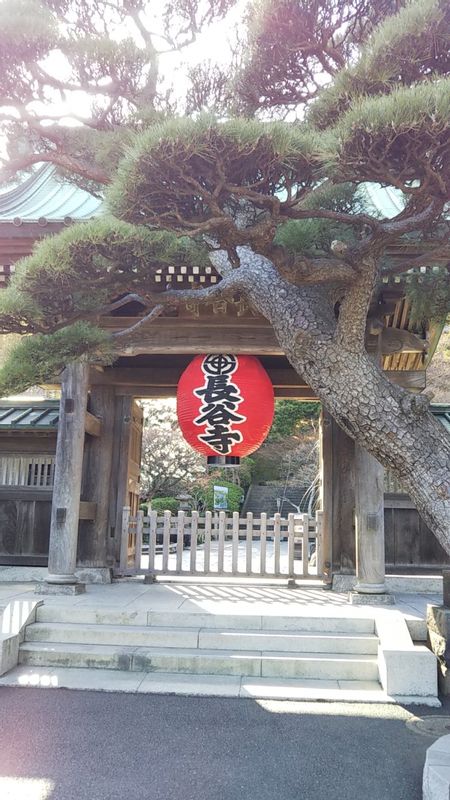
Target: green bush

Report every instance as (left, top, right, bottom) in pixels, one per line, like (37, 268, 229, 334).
(150, 497, 180, 514)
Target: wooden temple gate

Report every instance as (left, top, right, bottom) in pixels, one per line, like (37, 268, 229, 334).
(0, 166, 447, 590)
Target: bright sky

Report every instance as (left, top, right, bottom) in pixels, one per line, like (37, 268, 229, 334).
(26, 1, 249, 124)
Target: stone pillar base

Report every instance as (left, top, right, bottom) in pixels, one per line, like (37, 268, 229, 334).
(349, 591, 395, 605)
(35, 582, 86, 596)
(355, 582, 387, 595)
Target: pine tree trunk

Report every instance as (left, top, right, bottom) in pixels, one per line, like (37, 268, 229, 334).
(237, 250, 450, 551)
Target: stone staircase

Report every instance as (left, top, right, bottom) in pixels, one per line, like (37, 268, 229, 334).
(243, 483, 312, 517)
(18, 604, 382, 695)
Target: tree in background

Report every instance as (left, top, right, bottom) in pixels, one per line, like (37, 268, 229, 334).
(0, 1, 449, 544)
(251, 401, 320, 486)
(139, 401, 205, 500)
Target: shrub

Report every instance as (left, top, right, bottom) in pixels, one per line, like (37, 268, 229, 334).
(150, 497, 180, 514)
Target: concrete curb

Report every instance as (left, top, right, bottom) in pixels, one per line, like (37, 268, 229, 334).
(333, 574, 443, 594)
(0, 566, 112, 584)
(375, 610, 438, 701)
(423, 734, 450, 800)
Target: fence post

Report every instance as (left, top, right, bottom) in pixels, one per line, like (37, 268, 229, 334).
(144, 510, 157, 584)
(259, 512, 267, 577)
(302, 513, 309, 577)
(162, 511, 171, 572)
(274, 513, 281, 576)
(176, 511, 185, 572)
(232, 512, 239, 575)
(218, 511, 226, 573)
(315, 510, 324, 579)
(245, 512, 253, 575)
(120, 506, 130, 573)
(134, 510, 144, 572)
(287, 514, 295, 587)
(190, 511, 198, 573)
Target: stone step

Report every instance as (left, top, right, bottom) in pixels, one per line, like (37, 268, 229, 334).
(35, 606, 376, 634)
(0, 665, 397, 703)
(19, 642, 379, 681)
(25, 622, 378, 655)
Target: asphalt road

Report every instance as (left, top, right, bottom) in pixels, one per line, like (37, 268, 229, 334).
(0, 688, 448, 800)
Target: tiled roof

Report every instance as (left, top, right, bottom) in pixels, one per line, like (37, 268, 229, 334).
(431, 405, 450, 434)
(0, 401, 59, 429)
(0, 400, 448, 433)
(0, 165, 406, 223)
(0, 165, 102, 223)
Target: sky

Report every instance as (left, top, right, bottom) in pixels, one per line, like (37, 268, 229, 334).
(27, 1, 249, 125)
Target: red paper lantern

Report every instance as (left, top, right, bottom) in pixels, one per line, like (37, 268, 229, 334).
(177, 354, 275, 463)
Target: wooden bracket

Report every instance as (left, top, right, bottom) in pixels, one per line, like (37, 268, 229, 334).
(85, 411, 102, 437)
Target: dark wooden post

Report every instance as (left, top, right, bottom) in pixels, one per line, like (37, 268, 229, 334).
(43, 362, 89, 593)
(77, 385, 115, 568)
(354, 444, 386, 594)
(110, 395, 134, 566)
(319, 411, 333, 585)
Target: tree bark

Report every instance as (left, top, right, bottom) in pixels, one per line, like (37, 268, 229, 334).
(228, 249, 450, 551)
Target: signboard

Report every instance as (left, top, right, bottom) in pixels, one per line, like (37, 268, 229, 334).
(213, 485, 229, 510)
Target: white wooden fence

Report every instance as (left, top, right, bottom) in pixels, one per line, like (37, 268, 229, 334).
(118, 508, 323, 581)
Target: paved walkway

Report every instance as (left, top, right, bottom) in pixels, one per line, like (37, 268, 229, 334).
(0, 688, 448, 800)
(0, 576, 441, 621)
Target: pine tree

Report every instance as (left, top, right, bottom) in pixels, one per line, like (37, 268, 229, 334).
(0, 1, 449, 544)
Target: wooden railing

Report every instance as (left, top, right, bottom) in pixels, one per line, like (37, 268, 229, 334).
(118, 509, 323, 581)
(0, 455, 55, 488)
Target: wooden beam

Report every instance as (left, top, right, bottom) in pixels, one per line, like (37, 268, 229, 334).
(111, 384, 319, 400)
(90, 365, 310, 389)
(380, 328, 427, 355)
(385, 370, 426, 390)
(84, 411, 102, 437)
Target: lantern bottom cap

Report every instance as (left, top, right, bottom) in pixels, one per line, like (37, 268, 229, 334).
(207, 456, 240, 467)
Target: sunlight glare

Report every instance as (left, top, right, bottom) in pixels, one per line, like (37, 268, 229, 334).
(0, 777, 55, 800)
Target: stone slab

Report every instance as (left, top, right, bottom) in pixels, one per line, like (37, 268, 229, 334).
(27, 622, 200, 649)
(376, 612, 438, 698)
(333, 574, 443, 594)
(137, 672, 241, 697)
(423, 735, 450, 800)
(259, 651, 378, 681)
(35, 583, 86, 596)
(349, 591, 395, 605)
(0, 567, 111, 584)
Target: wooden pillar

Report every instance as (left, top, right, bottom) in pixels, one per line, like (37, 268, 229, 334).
(46, 362, 89, 586)
(110, 395, 134, 566)
(354, 444, 386, 594)
(319, 411, 333, 584)
(77, 386, 115, 567)
(331, 419, 356, 573)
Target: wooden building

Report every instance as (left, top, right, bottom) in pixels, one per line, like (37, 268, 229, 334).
(0, 166, 447, 587)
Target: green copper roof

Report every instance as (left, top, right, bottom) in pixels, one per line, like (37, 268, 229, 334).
(0, 164, 406, 224)
(0, 399, 448, 433)
(0, 401, 59, 430)
(431, 405, 450, 435)
(0, 165, 102, 223)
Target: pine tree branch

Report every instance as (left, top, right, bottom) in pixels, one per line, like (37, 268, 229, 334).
(0, 152, 110, 186)
(112, 305, 164, 340)
(280, 205, 381, 232)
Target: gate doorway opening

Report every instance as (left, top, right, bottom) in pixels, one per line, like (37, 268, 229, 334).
(118, 508, 323, 582)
